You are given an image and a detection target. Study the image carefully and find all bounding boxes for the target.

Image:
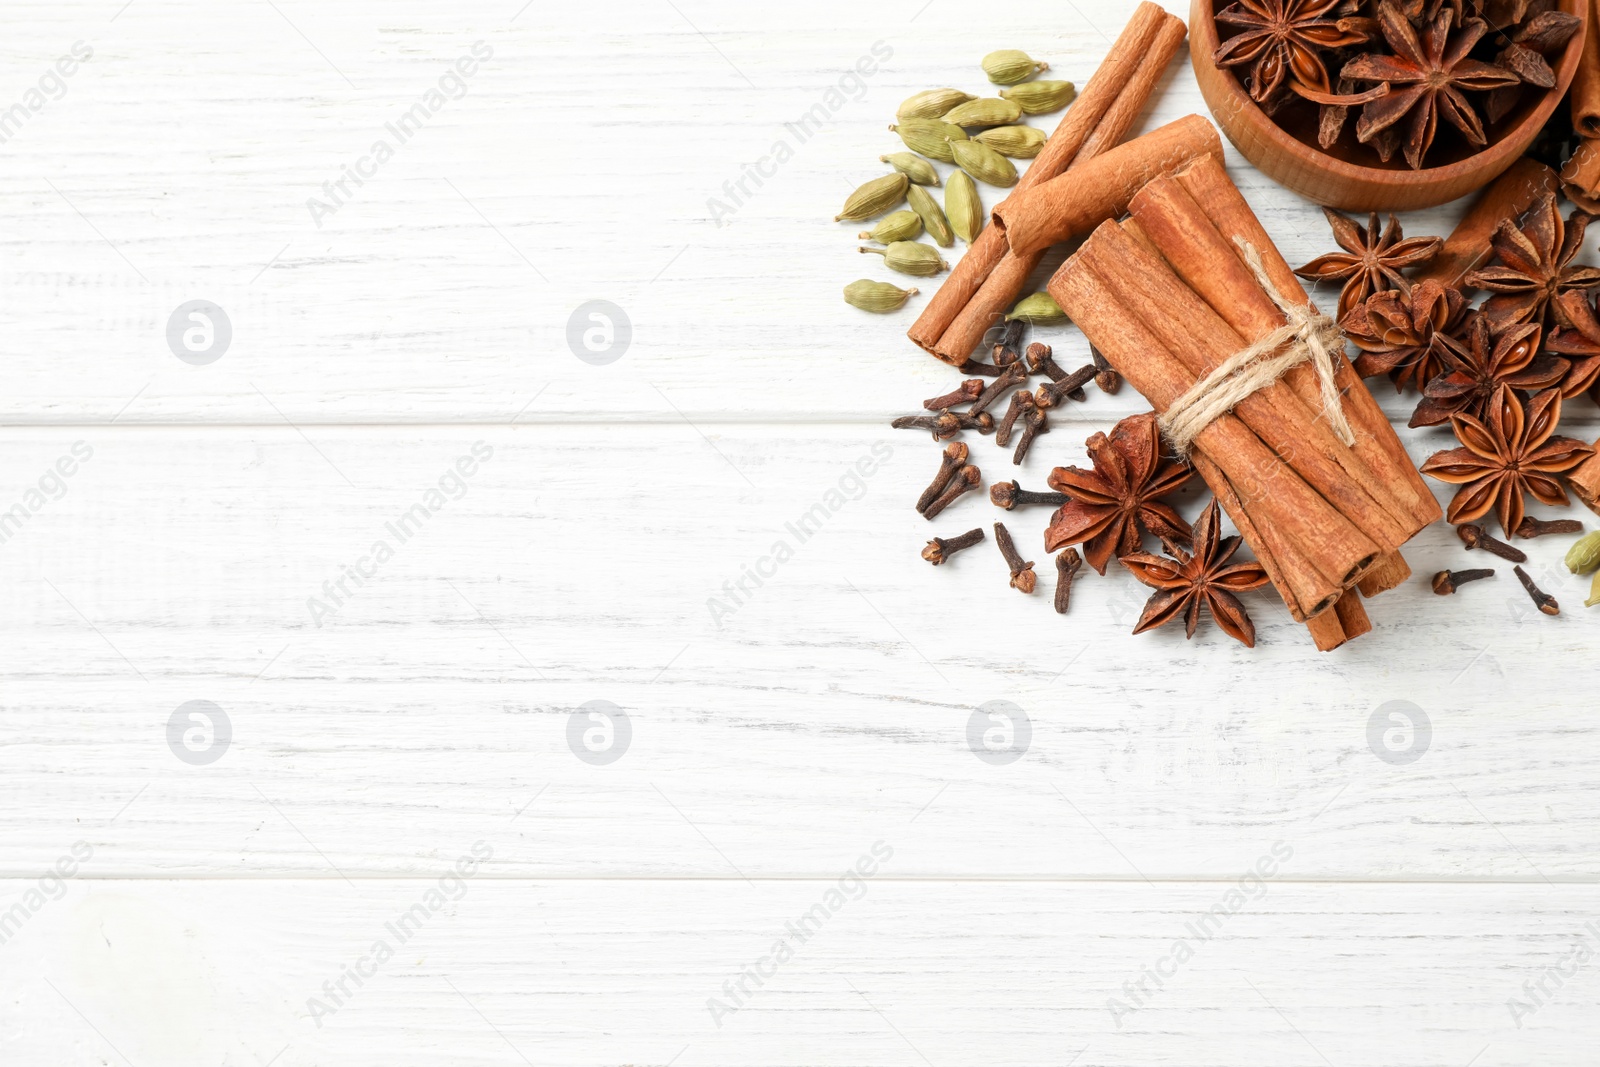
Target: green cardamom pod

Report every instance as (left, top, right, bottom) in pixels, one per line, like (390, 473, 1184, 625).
(1566, 530, 1600, 574)
(944, 171, 983, 244)
(973, 125, 1048, 158)
(880, 152, 941, 186)
(896, 88, 975, 120)
(890, 119, 968, 163)
(982, 49, 1048, 85)
(943, 97, 1023, 128)
(858, 210, 924, 243)
(1006, 291, 1067, 324)
(845, 278, 919, 313)
(1588, 568, 1600, 607)
(1000, 79, 1077, 115)
(950, 139, 1018, 188)
(835, 172, 909, 222)
(861, 240, 950, 277)
(907, 184, 954, 248)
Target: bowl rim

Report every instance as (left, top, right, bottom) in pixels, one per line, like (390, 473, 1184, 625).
(1190, 0, 1589, 183)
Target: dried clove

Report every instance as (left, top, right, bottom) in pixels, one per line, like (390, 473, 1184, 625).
(1431, 568, 1494, 595)
(993, 521, 1036, 593)
(1457, 522, 1528, 563)
(1092, 346, 1121, 394)
(995, 390, 1036, 447)
(1516, 515, 1584, 539)
(1514, 565, 1560, 615)
(1034, 364, 1095, 408)
(1012, 406, 1049, 465)
(958, 356, 1006, 378)
(990, 478, 1069, 510)
(1024, 342, 1069, 382)
(923, 379, 984, 411)
(923, 464, 980, 519)
(992, 318, 1026, 366)
(922, 527, 985, 564)
(969, 361, 1028, 415)
(1054, 547, 1082, 613)
(917, 441, 969, 513)
(892, 411, 993, 439)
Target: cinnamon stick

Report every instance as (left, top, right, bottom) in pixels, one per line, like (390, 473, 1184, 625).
(1418, 158, 1557, 289)
(990, 115, 1224, 257)
(907, 3, 1186, 364)
(1561, 140, 1600, 214)
(1306, 589, 1373, 652)
(1572, 0, 1600, 139)
(1191, 450, 1326, 624)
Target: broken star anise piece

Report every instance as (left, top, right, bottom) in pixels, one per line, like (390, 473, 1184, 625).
(1420, 387, 1593, 537)
(1120, 498, 1272, 648)
(1544, 290, 1600, 399)
(1412, 316, 1564, 427)
(1344, 280, 1472, 393)
(1295, 208, 1442, 322)
(1340, 3, 1519, 170)
(1044, 412, 1195, 575)
(1213, 0, 1375, 106)
(1465, 193, 1600, 333)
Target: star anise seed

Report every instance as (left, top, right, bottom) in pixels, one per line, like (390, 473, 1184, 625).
(1296, 207, 1442, 322)
(1465, 193, 1600, 333)
(1120, 498, 1272, 648)
(1344, 280, 1473, 393)
(1544, 290, 1600, 400)
(1412, 316, 1564, 427)
(1044, 412, 1195, 575)
(1213, 0, 1375, 106)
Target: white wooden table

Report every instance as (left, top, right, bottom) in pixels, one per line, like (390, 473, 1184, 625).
(3, 0, 1598, 1063)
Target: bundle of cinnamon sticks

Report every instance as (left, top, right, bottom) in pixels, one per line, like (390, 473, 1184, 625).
(907, 1, 1189, 366)
(1047, 156, 1443, 650)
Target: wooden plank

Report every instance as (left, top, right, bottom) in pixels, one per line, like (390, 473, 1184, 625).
(1, 424, 1597, 877)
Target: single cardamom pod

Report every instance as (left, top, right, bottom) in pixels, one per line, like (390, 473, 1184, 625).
(999, 79, 1077, 115)
(944, 171, 983, 244)
(890, 119, 968, 163)
(973, 125, 1048, 158)
(943, 97, 1023, 128)
(1566, 530, 1600, 574)
(896, 88, 975, 120)
(907, 184, 954, 248)
(858, 210, 924, 243)
(880, 152, 941, 187)
(845, 278, 919, 313)
(982, 49, 1048, 85)
(861, 241, 950, 277)
(1006, 291, 1067, 324)
(835, 172, 909, 222)
(950, 139, 1018, 188)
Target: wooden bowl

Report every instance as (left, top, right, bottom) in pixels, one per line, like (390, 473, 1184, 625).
(1190, 0, 1588, 210)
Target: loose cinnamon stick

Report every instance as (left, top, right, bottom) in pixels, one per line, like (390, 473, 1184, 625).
(1569, 435, 1600, 514)
(1169, 155, 1442, 534)
(990, 115, 1224, 257)
(907, 3, 1186, 364)
(1418, 158, 1557, 289)
(1051, 232, 1378, 614)
(1572, 0, 1600, 139)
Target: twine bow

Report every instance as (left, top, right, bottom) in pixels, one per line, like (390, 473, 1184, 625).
(1157, 238, 1354, 455)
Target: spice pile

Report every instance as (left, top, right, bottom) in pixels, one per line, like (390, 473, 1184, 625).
(1211, 0, 1583, 169)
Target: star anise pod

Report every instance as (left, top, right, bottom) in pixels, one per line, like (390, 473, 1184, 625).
(1544, 290, 1600, 399)
(1213, 0, 1375, 107)
(1341, 3, 1520, 170)
(1411, 316, 1564, 427)
(1464, 193, 1600, 333)
(1420, 387, 1593, 536)
(1044, 412, 1195, 575)
(1295, 208, 1442, 321)
(1120, 498, 1271, 648)
(1344, 280, 1473, 392)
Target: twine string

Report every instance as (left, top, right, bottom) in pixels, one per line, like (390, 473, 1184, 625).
(1157, 239, 1354, 455)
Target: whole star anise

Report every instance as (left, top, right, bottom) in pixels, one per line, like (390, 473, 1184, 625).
(1420, 387, 1593, 536)
(1341, 3, 1519, 170)
(1295, 208, 1442, 322)
(1120, 498, 1271, 648)
(1044, 412, 1194, 575)
(1411, 316, 1563, 427)
(1544, 290, 1600, 399)
(1465, 194, 1600, 333)
(1213, 0, 1375, 107)
(1343, 280, 1472, 392)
